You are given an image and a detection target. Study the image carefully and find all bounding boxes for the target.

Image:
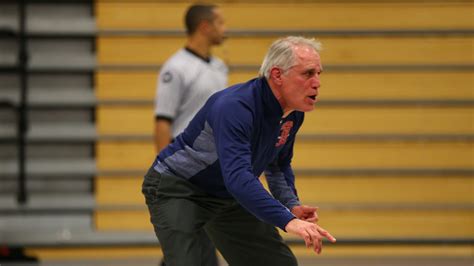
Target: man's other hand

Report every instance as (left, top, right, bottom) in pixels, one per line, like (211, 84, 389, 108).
(291, 205, 318, 222)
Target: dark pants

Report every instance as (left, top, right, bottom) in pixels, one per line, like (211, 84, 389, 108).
(142, 168, 297, 266)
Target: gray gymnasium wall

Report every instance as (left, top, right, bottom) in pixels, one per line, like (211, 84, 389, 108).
(0, 1, 97, 242)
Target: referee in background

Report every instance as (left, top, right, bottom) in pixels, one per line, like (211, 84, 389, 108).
(153, 4, 228, 266)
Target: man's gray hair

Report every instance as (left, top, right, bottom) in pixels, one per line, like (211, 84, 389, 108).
(258, 36, 322, 79)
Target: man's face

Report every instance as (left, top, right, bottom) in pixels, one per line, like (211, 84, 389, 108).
(207, 8, 226, 45)
(280, 46, 322, 113)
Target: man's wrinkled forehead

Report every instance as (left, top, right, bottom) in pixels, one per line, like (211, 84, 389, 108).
(291, 45, 321, 67)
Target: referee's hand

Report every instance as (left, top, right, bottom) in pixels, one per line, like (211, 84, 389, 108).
(285, 219, 336, 254)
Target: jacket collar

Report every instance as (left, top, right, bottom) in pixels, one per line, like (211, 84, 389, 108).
(259, 77, 284, 119)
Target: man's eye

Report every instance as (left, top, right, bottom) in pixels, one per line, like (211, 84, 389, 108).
(305, 71, 315, 77)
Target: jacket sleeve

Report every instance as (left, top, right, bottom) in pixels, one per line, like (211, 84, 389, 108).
(264, 135, 300, 210)
(208, 98, 295, 230)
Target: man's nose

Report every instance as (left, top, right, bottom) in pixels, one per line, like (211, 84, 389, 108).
(312, 77, 320, 89)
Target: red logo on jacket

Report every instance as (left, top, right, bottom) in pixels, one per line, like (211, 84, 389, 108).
(275, 121, 293, 147)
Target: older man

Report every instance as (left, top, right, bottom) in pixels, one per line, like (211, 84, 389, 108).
(143, 36, 336, 266)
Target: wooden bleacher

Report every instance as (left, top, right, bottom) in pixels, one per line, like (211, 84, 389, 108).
(98, 35, 473, 66)
(95, 2, 473, 30)
(96, 70, 474, 101)
(22, 0, 474, 264)
(96, 105, 473, 135)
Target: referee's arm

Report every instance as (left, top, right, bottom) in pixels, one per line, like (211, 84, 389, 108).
(154, 116, 173, 153)
(154, 67, 182, 154)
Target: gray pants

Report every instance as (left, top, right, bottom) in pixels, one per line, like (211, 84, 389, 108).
(142, 168, 297, 266)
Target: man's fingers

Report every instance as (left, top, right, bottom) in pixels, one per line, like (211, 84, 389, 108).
(303, 232, 312, 248)
(287, 219, 335, 255)
(318, 226, 337, 243)
(302, 205, 318, 212)
(308, 227, 322, 254)
(313, 209, 319, 219)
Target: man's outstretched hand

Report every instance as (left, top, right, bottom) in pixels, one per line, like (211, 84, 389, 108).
(285, 218, 336, 254)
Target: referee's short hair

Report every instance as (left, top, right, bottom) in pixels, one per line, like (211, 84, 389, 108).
(185, 4, 218, 36)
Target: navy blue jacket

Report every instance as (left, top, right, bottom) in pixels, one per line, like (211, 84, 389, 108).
(153, 77, 304, 230)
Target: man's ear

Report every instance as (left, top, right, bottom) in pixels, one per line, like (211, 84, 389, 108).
(198, 20, 212, 34)
(270, 67, 283, 85)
